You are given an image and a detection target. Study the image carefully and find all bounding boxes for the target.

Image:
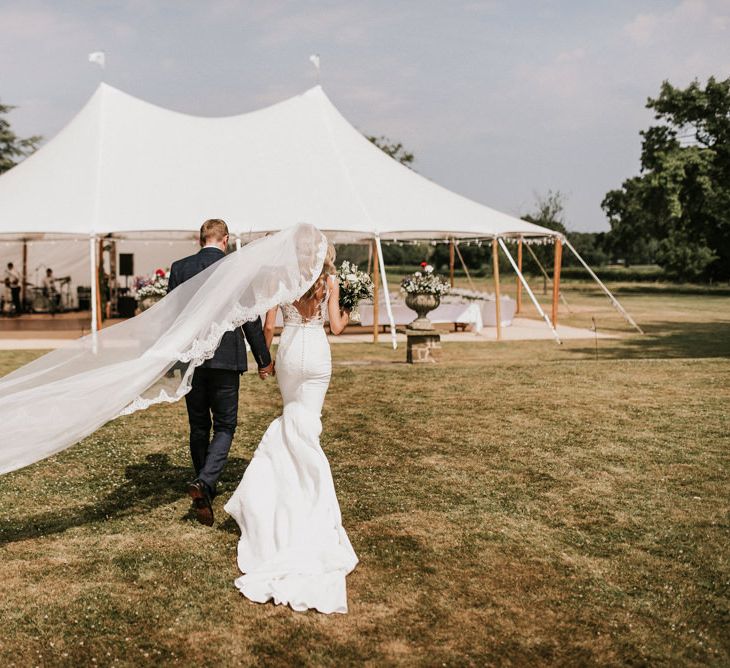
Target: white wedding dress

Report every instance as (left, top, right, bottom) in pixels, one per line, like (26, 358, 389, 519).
(224, 286, 358, 614)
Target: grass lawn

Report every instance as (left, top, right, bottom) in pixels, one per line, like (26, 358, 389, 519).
(0, 287, 728, 666)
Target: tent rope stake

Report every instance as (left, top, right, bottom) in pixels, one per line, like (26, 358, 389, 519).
(563, 239, 643, 335)
(498, 238, 562, 345)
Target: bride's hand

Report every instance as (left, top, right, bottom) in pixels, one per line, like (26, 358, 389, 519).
(258, 361, 274, 380)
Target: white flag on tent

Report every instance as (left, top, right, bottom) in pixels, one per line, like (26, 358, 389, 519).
(309, 53, 320, 71)
(88, 51, 106, 68)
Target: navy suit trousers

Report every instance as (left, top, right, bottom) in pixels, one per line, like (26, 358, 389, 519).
(184, 367, 240, 495)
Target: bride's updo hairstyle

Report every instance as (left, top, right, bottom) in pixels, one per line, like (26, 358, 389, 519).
(300, 243, 336, 303)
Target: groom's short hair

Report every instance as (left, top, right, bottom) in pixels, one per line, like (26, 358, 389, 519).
(200, 219, 229, 245)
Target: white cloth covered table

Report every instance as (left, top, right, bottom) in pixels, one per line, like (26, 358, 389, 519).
(356, 296, 515, 333)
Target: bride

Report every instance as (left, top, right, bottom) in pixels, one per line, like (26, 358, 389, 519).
(0, 223, 357, 614)
(224, 243, 359, 614)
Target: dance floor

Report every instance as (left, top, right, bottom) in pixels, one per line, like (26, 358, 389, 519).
(0, 312, 611, 349)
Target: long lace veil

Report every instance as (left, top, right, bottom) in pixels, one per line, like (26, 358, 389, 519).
(0, 223, 327, 475)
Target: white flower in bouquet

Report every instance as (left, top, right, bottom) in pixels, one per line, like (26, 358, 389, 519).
(337, 261, 374, 318)
(400, 262, 450, 296)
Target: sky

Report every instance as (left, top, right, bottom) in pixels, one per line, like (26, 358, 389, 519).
(1, 0, 729, 232)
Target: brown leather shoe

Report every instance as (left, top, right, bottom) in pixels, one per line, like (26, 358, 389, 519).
(187, 480, 214, 527)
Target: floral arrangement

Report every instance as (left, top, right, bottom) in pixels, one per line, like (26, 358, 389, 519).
(400, 262, 450, 296)
(135, 268, 169, 300)
(337, 260, 374, 316)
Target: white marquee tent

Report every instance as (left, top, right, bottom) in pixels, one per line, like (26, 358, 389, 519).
(0, 83, 640, 344)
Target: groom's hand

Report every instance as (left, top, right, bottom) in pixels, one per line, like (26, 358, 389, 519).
(258, 361, 274, 380)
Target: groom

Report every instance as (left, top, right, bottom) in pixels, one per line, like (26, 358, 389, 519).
(167, 219, 274, 526)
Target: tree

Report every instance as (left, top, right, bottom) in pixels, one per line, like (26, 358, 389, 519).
(367, 135, 414, 168)
(0, 101, 41, 174)
(522, 189, 568, 236)
(602, 77, 730, 281)
(520, 190, 568, 275)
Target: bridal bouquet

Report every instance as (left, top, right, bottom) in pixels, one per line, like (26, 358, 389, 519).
(337, 261, 374, 322)
(400, 262, 450, 296)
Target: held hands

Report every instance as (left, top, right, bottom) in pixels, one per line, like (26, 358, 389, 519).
(258, 361, 275, 380)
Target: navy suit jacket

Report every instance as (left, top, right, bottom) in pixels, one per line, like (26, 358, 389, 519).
(167, 247, 271, 372)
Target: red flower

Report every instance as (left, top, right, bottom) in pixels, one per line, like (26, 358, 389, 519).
(420, 261, 427, 267)
(155, 269, 165, 277)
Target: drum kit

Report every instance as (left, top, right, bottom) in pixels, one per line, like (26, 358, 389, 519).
(26, 276, 72, 313)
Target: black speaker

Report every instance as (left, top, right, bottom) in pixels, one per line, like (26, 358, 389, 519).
(77, 286, 91, 311)
(119, 253, 134, 276)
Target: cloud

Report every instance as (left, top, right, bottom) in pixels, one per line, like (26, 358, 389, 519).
(624, 0, 728, 46)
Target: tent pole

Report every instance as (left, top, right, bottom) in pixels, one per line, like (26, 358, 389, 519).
(366, 241, 372, 275)
(492, 239, 502, 341)
(454, 242, 477, 292)
(96, 237, 104, 331)
(372, 238, 379, 343)
(375, 236, 397, 349)
(89, 235, 98, 349)
(21, 239, 28, 314)
(109, 238, 117, 319)
(551, 238, 562, 327)
(563, 238, 643, 334)
(449, 238, 455, 287)
(525, 241, 571, 311)
(516, 238, 523, 314)
(498, 238, 561, 344)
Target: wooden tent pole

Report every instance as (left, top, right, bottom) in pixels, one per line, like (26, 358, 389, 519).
(96, 237, 104, 331)
(449, 238, 455, 287)
(492, 239, 502, 341)
(525, 241, 571, 311)
(21, 239, 28, 313)
(551, 238, 562, 327)
(516, 238, 523, 314)
(108, 239, 117, 319)
(89, 236, 98, 344)
(372, 238, 379, 343)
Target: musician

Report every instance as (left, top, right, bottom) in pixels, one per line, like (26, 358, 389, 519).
(4, 262, 22, 316)
(43, 267, 60, 314)
(2, 277, 11, 316)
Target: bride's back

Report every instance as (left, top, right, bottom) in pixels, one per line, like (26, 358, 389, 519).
(281, 280, 329, 327)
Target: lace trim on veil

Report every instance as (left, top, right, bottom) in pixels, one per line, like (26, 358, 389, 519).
(117, 236, 329, 417)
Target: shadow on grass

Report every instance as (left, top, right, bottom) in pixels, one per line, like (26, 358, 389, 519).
(0, 453, 249, 546)
(574, 319, 730, 359)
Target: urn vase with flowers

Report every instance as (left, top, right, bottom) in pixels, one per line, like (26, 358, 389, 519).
(136, 269, 169, 312)
(401, 262, 450, 330)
